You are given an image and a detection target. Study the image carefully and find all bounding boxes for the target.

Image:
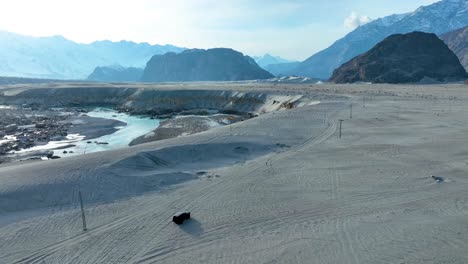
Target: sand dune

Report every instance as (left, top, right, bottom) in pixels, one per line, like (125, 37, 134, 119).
(1, 83, 468, 263)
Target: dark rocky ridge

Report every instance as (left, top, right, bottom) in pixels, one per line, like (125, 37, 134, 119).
(87, 66, 143, 82)
(141, 48, 274, 82)
(440, 26, 468, 72)
(330, 32, 467, 84)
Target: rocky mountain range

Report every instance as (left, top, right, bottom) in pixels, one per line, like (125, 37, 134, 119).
(0, 31, 185, 79)
(141, 48, 274, 82)
(440, 25, 468, 72)
(287, 0, 468, 79)
(1, 0, 466, 83)
(330, 32, 467, 84)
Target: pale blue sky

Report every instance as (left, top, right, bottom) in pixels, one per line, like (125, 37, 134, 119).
(0, 0, 438, 60)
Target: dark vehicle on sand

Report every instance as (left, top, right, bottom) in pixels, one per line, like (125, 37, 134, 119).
(173, 212, 191, 225)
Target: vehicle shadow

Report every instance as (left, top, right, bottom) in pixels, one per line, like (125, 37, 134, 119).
(179, 218, 204, 237)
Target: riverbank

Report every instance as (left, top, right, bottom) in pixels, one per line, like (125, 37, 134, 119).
(129, 113, 249, 146)
(60, 109, 160, 157)
(0, 107, 129, 163)
(0, 84, 312, 163)
(0, 106, 255, 163)
(0, 108, 144, 163)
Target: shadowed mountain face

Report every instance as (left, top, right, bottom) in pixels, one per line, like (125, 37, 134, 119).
(292, 0, 468, 79)
(87, 66, 143, 82)
(0, 31, 185, 79)
(440, 26, 468, 72)
(264, 62, 301, 77)
(141, 48, 274, 82)
(330, 32, 467, 84)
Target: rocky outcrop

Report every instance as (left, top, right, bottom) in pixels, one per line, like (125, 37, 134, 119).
(141, 48, 274, 82)
(87, 66, 143, 82)
(330, 32, 467, 84)
(440, 26, 468, 72)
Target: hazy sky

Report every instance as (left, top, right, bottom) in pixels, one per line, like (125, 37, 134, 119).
(0, 0, 439, 60)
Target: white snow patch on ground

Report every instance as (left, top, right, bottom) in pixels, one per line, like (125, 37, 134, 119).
(308, 100, 321, 105)
(0, 105, 15, 109)
(13, 134, 85, 153)
(206, 120, 221, 128)
(0, 136, 17, 146)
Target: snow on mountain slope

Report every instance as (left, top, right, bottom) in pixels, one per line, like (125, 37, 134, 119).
(0, 31, 185, 79)
(439, 25, 468, 71)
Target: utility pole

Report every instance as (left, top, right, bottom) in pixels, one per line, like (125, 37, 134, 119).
(349, 104, 353, 119)
(78, 191, 87, 231)
(227, 116, 234, 135)
(339, 119, 344, 139)
(83, 144, 87, 155)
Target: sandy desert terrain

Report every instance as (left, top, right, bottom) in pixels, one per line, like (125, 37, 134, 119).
(0, 82, 467, 263)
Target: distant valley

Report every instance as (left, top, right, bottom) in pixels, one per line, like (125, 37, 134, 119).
(252, 54, 297, 69)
